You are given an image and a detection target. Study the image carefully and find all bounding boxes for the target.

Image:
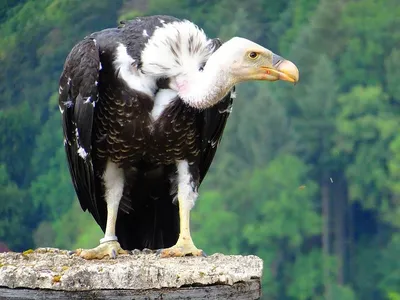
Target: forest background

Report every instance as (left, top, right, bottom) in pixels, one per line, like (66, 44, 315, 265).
(0, 0, 399, 299)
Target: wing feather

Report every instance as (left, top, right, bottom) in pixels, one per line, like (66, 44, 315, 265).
(59, 38, 102, 224)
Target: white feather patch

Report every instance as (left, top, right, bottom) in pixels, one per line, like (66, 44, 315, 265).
(141, 20, 215, 78)
(218, 103, 233, 114)
(113, 44, 157, 96)
(74, 128, 89, 159)
(151, 89, 177, 121)
(77, 146, 88, 159)
(176, 160, 198, 210)
(101, 160, 124, 243)
(103, 160, 124, 208)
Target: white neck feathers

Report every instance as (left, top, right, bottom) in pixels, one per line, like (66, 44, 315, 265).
(173, 58, 232, 109)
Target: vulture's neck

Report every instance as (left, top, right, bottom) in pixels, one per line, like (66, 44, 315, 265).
(175, 52, 233, 109)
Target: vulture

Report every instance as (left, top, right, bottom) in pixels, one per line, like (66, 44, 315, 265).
(58, 15, 299, 259)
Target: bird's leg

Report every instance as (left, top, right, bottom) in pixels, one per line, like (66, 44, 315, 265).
(158, 197, 205, 257)
(158, 161, 205, 258)
(75, 161, 128, 259)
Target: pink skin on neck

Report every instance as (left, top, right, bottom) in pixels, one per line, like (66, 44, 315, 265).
(176, 79, 189, 96)
(172, 63, 231, 109)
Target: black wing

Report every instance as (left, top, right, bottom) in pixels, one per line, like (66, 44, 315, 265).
(199, 89, 234, 183)
(199, 39, 235, 183)
(59, 38, 102, 224)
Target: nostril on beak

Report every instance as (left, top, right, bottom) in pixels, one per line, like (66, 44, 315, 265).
(272, 53, 283, 66)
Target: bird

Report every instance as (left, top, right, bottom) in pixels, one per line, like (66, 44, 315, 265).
(58, 15, 299, 260)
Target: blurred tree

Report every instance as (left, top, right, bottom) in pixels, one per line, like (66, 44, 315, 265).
(338, 0, 400, 89)
(33, 221, 56, 248)
(377, 233, 400, 296)
(277, 0, 319, 54)
(334, 85, 396, 213)
(0, 165, 32, 251)
(385, 49, 400, 103)
(0, 0, 25, 23)
(29, 95, 75, 220)
(240, 155, 320, 298)
(0, 102, 39, 187)
(292, 55, 341, 297)
(52, 201, 102, 250)
(334, 85, 399, 298)
(192, 190, 241, 255)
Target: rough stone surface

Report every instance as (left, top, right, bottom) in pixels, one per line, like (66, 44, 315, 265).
(0, 248, 263, 294)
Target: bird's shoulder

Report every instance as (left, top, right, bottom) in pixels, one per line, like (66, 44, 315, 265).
(81, 16, 180, 70)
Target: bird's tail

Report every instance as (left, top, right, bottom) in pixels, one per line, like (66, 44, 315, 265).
(115, 165, 179, 251)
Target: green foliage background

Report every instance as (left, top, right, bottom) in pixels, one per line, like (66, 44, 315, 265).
(1, 0, 399, 299)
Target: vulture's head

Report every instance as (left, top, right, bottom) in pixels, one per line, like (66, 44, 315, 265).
(212, 37, 299, 85)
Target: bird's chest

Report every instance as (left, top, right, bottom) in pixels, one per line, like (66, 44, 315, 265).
(146, 91, 201, 163)
(95, 89, 200, 165)
(147, 106, 200, 164)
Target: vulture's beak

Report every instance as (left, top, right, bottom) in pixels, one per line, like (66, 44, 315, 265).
(261, 54, 299, 83)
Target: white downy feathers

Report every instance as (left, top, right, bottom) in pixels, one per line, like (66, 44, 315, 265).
(113, 43, 157, 97)
(176, 160, 198, 210)
(151, 89, 178, 121)
(141, 20, 216, 78)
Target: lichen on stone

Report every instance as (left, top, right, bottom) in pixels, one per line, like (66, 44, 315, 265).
(22, 249, 34, 256)
(52, 275, 62, 284)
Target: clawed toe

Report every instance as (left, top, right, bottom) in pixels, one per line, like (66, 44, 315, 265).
(157, 244, 206, 258)
(74, 241, 128, 260)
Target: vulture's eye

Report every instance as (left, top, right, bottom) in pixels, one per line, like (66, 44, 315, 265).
(248, 52, 259, 59)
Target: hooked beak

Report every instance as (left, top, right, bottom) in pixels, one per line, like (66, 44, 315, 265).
(261, 53, 299, 83)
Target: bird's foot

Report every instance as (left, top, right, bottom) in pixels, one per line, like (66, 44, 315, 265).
(75, 241, 128, 260)
(157, 238, 206, 258)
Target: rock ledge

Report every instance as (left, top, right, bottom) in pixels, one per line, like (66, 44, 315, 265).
(0, 248, 263, 299)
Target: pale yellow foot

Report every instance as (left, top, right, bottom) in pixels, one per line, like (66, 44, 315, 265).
(75, 241, 128, 259)
(158, 238, 206, 258)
